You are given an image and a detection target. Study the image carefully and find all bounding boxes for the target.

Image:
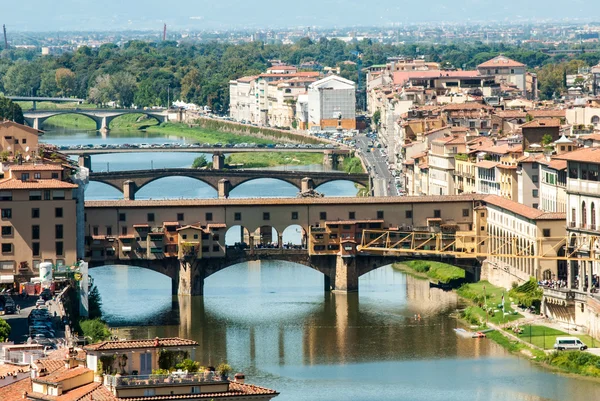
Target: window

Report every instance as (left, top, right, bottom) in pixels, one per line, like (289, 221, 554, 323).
(0, 191, 12, 201)
(543, 229, 551, 238)
(55, 242, 63, 256)
(1, 226, 10, 236)
(193, 234, 198, 239)
(55, 208, 63, 218)
(104, 226, 110, 237)
(177, 213, 185, 221)
(181, 234, 187, 240)
(34, 173, 41, 179)
(349, 211, 356, 219)
(532, 175, 539, 183)
(212, 244, 220, 252)
(377, 211, 384, 219)
(54, 225, 63, 239)
(433, 210, 441, 218)
(462, 209, 469, 217)
(205, 212, 212, 221)
(191, 386, 200, 394)
(52, 190, 65, 200)
(533, 203, 538, 209)
(51, 173, 59, 179)
(481, 212, 485, 217)
(263, 212, 270, 220)
(291, 212, 298, 220)
(582, 201, 587, 227)
(21, 173, 30, 181)
(593, 203, 597, 228)
(119, 213, 126, 222)
(32, 242, 40, 257)
(22, 138, 26, 144)
(320, 212, 327, 220)
(1, 209, 11, 219)
(147, 213, 155, 222)
(1, 244, 12, 254)
(143, 389, 155, 397)
(44, 190, 50, 200)
(405, 210, 413, 219)
(532, 189, 539, 198)
(234, 212, 241, 221)
(121, 226, 128, 236)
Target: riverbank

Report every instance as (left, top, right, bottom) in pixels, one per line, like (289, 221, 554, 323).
(225, 152, 323, 168)
(392, 261, 465, 283)
(454, 279, 600, 379)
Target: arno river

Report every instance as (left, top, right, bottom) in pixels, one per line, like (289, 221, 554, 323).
(44, 129, 600, 401)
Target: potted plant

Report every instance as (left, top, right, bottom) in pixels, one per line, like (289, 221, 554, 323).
(217, 363, 232, 380)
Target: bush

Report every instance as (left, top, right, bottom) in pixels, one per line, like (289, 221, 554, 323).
(0, 318, 11, 341)
(192, 155, 208, 168)
(79, 318, 111, 343)
(176, 359, 201, 373)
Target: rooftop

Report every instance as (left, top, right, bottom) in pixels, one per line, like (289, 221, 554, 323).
(521, 118, 561, 128)
(0, 178, 77, 190)
(555, 147, 600, 164)
(484, 195, 565, 221)
(83, 337, 198, 352)
(7, 164, 64, 171)
(477, 55, 525, 68)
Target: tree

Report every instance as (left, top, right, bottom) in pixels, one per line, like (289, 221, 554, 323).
(2, 61, 41, 96)
(192, 155, 208, 168)
(0, 96, 24, 124)
(55, 68, 76, 96)
(110, 72, 137, 108)
(79, 318, 110, 343)
(180, 68, 202, 104)
(542, 134, 554, 146)
(0, 318, 10, 341)
(372, 110, 381, 126)
(88, 75, 114, 107)
(176, 359, 201, 373)
(88, 285, 103, 319)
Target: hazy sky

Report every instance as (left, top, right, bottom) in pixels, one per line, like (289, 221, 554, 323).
(3, 0, 597, 31)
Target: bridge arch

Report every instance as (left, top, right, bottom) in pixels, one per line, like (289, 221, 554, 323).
(282, 224, 307, 248)
(134, 176, 218, 200)
(37, 112, 100, 130)
(107, 112, 162, 129)
(228, 177, 301, 197)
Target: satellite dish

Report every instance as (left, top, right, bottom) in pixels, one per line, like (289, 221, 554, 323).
(25, 155, 31, 161)
(26, 147, 30, 152)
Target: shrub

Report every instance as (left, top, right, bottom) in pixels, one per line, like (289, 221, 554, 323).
(79, 318, 110, 343)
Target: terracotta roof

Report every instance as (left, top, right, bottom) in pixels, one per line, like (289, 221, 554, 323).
(207, 223, 227, 229)
(411, 151, 428, 160)
(442, 102, 493, 111)
(496, 164, 517, 170)
(418, 162, 429, 169)
(393, 70, 482, 86)
(35, 359, 69, 373)
(403, 159, 415, 165)
(527, 110, 565, 118)
(233, 75, 258, 83)
(495, 110, 527, 119)
(83, 337, 198, 352)
(85, 195, 487, 209)
(484, 195, 565, 221)
(481, 144, 523, 155)
(29, 382, 100, 401)
(0, 377, 31, 401)
(8, 164, 63, 171)
(517, 153, 545, 163)
(0, 178, 77, 190)
(521, 119, 561, 128)
(162, 222, 180, 226)
(476, 161, 499, 169)
(34, 366, 90, 385)
(132, 224, 150, 228)
(477, 55, 525, 68)
(177, 225, 202, 231)
(555, 147, 600, 163)
(547, 159, 568, 171)
(91, 235, 106, 240)
(0, 120, 43, 134)
(583, 133, 600, 141)
(0, 364, 29, 377)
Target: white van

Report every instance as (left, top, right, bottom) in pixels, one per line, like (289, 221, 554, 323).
(553, 336, 588, 351)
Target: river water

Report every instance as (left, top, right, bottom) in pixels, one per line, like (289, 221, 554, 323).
(43, 129, 600, 400)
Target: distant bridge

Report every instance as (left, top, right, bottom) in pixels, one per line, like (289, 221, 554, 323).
(22, 109, 171, 131)
(9, 96, 85, 110)
(63, 147, 351, 156)
(88, 168, 371, 199)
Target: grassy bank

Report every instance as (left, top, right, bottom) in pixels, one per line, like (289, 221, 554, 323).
(225, 152, 323, 168)
(457, 281, 522, 325)
(343, 157, 365, 173)
(146, 123, 275, 145)
(392, 261, 465, 283)
(43, 113, 161, 131)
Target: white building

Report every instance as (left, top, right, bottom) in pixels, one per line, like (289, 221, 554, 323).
(307, 75, 356, 131)
(477, 56, 527, 97)
(229, 75, 259, 123)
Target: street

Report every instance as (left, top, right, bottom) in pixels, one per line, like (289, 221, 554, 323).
(355, 134, 398, 197)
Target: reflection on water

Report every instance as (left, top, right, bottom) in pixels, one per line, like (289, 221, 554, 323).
(90, 263, 600, 401)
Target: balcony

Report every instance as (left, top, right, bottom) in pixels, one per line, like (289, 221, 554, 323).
(105, 372, 226, 389)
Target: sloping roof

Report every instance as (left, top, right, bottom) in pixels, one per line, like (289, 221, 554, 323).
(442, 102, 493, 111)
(527, 109, 565, 118)
(0, 120, 43, 135)
(555, 147, 600, 163)
(393, 70, 481, 86)
(0, 178, 77, 190)
(0, 377, 31, 401)
(548, 159, 568, 171)
(84, 337, 198, 352)
(8, 164, 63, 171)
(484, 195, 565, 221)
(477, 55, 525, 68)
(34, 366, 90, 385)
(476, 161, 499, 169)
(521, 119, 561, 128)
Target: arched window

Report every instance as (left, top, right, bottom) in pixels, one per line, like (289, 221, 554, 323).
(592, 203, 596, 229)
(592, 115, 600, 126)
(582, 201, 587, 228)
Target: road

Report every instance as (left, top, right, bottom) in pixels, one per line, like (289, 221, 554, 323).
(355, 134, 398, 197)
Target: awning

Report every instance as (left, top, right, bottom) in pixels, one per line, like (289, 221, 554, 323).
(0, 275, 14, 283)
(122, 246, 132, 252)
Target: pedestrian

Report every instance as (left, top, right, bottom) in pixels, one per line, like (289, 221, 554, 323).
(16, 305, 20, 314)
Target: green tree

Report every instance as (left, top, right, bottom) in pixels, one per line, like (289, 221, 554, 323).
(55, 68, 76, 96)
(372, 110, 381, 126)
(79, 318, 110, 343)
(0, 318, 11, 341)
(192, 155, 208, 168)
(88, 74, 114, 107)
(541, 134, 554, 146)
(176, 359, 201, 372)
(110, 72, 137, 108)
(0, 96, 24, 124)
(180, 68, 202, 104)
(88, 285, 103, 319)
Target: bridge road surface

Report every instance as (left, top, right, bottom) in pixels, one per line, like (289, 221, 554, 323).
(356, 134, 397, 197)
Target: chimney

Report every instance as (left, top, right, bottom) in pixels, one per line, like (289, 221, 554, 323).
(154, 337, 160, 347)
(234, 373, 245, 384)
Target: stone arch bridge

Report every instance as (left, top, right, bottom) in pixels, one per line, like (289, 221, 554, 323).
(22, 109, 170, 131)
(88, 250, 478, 296)
(88, 168, 371, 199)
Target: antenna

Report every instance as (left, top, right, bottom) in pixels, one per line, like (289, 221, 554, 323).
(2, 24, 8, 50)
(163, 24, 167, 41)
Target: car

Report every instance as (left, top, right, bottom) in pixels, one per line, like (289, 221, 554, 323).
(554, 337, 588, 351)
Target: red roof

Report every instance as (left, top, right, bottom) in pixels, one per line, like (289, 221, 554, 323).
(0, 178, 77, 190)
(477, 55, 525, 68)
(84, 337, 198, 351)
(484, 195, 565, 221)
(8, 164, 63, 171)
(393, 70, 481, 85)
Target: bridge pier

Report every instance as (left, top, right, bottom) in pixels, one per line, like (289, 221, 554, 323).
(213, 153, 225, 170)
(178, 260, 204, 296)
(123, 180, 137, 201)
(78, 155, 92, 171)
(218, 179, 231, 199)
(98, 117, 110, 133)
(323, 151, 339, 170)
(301, 177, 315, 192)
(333, 256, 359, 292)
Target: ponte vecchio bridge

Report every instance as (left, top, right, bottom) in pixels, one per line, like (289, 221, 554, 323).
(83, 195, 490, 296)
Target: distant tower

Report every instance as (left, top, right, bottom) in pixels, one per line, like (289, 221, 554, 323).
(2, 24, 8, 49)
(163, 24, 167, 41)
